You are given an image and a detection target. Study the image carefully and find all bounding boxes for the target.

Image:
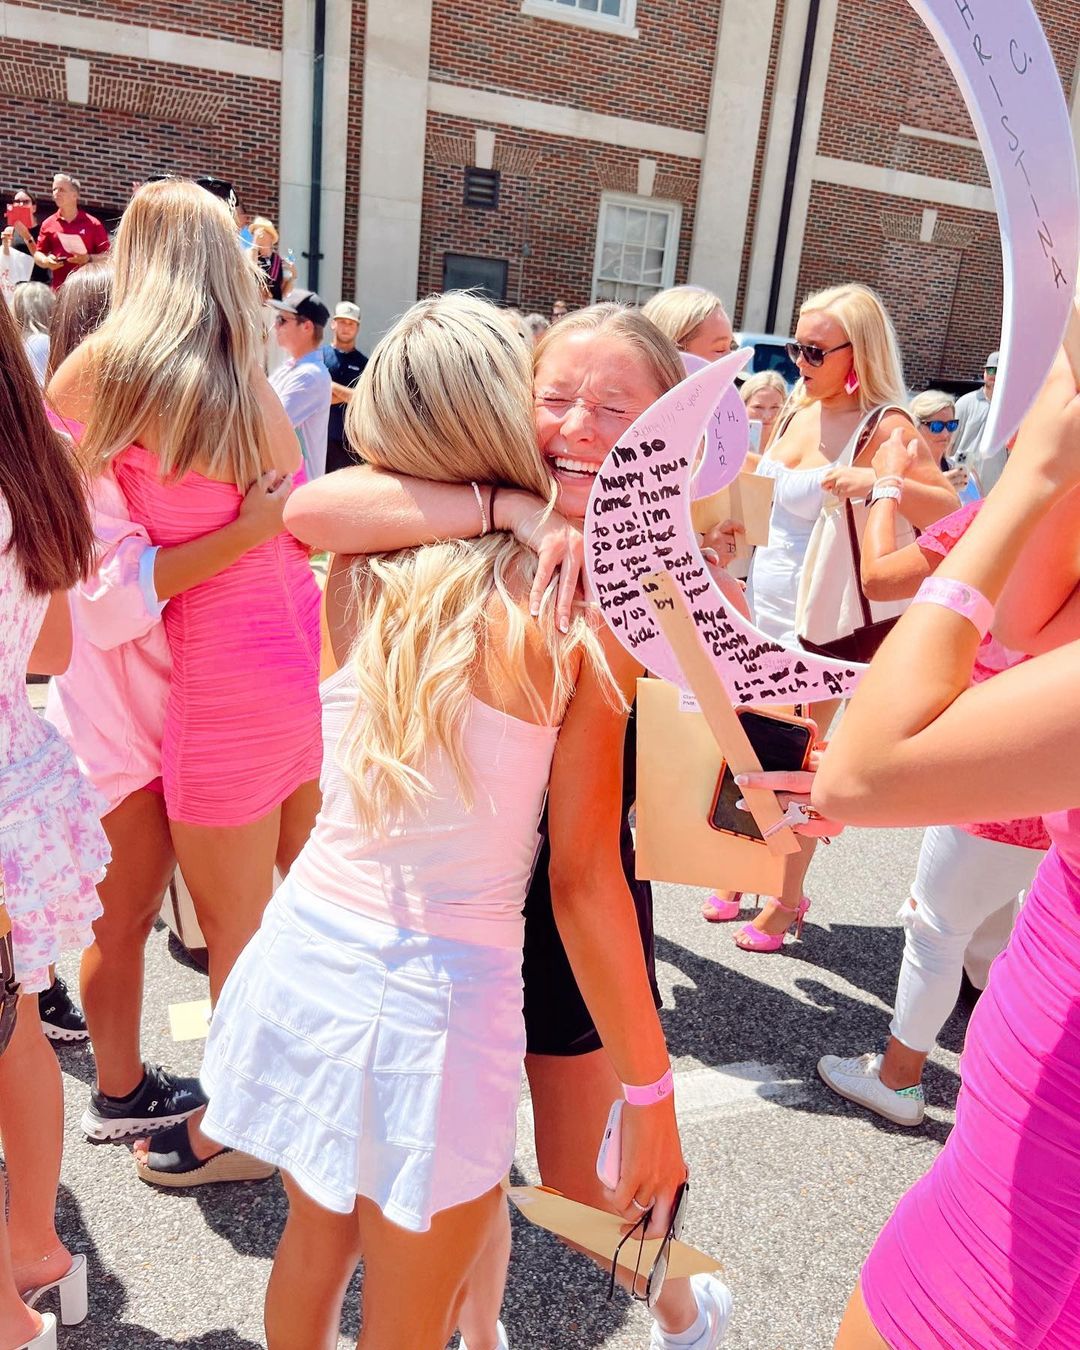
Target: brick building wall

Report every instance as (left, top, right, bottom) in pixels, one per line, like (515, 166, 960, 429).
(795, 0, 1080, 387)
(0, 28, 280, 226)
(11, 0, 282, 47)
(429, 0, 721, 134)
(417, 113, 699, 317)
(340, 0, 367, 300)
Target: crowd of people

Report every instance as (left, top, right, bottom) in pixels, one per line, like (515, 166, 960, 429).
(0, 168, 1076, 1350)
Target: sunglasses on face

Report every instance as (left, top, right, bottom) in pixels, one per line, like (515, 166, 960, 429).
(985, 367, 997, 376)
(274, 315, 296, 327)
(608, 1182, 689, 1309)
(920, 418, 959, 434)
(785, 340, 852, 368)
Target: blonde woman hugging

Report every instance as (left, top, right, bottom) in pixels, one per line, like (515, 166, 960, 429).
(199, 295, 687, 1349)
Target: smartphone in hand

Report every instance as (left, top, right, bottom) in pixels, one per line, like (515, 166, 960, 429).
(709, 707, 816, 840)
(596, 1098, 624, 1190)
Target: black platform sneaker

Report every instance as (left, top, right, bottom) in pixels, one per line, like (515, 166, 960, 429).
(81, 1062, 208, 1143)
(38, 977, 89, 1042)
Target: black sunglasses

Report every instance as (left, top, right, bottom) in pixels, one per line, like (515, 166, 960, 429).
(608, 1182, 689, 1309)
(785, 340, 852, 368)
(920, 418, 959, 435)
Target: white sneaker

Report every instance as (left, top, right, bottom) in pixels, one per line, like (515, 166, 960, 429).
(817, 1052, 925, 1127)
(459, 1321, 508, 1350)
(650, 1273, 733, 1349)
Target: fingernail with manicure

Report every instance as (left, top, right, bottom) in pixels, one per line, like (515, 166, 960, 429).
(734, 774, 748, 786)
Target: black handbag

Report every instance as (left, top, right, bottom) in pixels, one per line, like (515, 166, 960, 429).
(799, 498, 900, 663)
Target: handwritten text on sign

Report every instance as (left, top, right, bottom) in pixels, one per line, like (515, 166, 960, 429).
(909, 0, 1079, 457)
(586, 354, 863, 706)
(681, 351, 750, 499)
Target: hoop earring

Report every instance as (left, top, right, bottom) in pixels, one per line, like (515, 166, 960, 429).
(844, 368, 860, 396)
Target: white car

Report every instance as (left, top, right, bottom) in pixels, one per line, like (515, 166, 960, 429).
(734, 331, 799, 388)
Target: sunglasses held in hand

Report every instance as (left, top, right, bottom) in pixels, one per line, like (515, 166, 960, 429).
(785, 340, 853, 368)
(608, 1181, 689, 1309)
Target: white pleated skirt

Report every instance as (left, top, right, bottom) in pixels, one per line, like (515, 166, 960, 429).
(201, 877, 526, 1231)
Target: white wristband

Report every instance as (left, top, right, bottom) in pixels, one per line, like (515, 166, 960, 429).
(470, 481, 488, 536)
(870, 483, 902, 504)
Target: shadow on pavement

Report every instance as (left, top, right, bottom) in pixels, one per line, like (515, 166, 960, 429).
(51, 1185, 264, 1349)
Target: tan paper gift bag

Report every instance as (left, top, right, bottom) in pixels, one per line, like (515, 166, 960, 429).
(634, 677, 787, 895)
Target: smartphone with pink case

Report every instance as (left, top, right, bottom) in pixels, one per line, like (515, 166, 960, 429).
(596, 1098, 624, 1190)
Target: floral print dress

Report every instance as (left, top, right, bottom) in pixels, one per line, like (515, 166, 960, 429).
(0, 492, 109, 993)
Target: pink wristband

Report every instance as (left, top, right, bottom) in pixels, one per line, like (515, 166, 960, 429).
(622, 1069, 675, 1107)
(911, 576, 994, 640)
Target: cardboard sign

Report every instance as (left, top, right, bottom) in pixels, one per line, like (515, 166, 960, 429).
(585, 352, 865, 706)
(909, 0, 1079, 456)
(691, 473, 774, 562)
(681, 351, 750, 498)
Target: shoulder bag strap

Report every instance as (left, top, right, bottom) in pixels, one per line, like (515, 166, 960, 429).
(843, 498, 875, 628)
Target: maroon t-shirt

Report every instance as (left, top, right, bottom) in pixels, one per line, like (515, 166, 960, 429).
(35, 208, 110, 288)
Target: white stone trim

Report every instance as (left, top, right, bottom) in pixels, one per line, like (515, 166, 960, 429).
(689, 0, 777, 311)
(919, 207, 938, 244)
(898, 123, 980, 151)
(475, 129, 496, 171)
(427, 81, 704, 159)
(357, 0, 433, 344)
(812, 155, 996, 213)
(64, 56, 89, 104)
(0, 1, 280, 80)
(519, 0, 639, 41)
(317, 0, 352, 306)
(278, 0, 314, 289)
(636, 157, 657, 197)
(743, 0, 826, 330)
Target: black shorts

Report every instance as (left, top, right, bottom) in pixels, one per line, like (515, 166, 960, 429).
(522, 711, 661, 1057)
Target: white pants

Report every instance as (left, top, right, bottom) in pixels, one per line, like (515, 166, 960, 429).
(889, 825, 1042, 1054)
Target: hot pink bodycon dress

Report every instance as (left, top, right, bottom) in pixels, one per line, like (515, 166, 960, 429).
(114, 445, 322, 826)
(861, 807, 1080, 1348)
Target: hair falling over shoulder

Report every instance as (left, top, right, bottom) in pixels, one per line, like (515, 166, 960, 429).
(0, 297, 95, 594)
(336, 293, 623, 834)
(74, 178, 270, 486)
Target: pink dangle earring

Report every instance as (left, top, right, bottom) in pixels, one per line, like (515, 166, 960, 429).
(844, 366, 860, 396)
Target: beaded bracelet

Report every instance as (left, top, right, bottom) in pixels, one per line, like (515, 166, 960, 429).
(470, 480, 488, 536)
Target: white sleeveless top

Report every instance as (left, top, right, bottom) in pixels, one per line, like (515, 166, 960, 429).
(291, 666, 560, 950)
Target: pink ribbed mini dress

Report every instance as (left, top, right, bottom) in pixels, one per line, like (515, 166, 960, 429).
(113, 445, 322, 826)
(862, 808, 1080, 1347)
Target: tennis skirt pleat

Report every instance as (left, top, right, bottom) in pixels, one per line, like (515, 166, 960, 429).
(201, 877, 526, 1231)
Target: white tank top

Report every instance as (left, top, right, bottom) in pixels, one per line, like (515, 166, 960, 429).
(291, 665, 560, 950)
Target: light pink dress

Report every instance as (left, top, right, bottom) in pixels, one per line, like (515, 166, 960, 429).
(0, 491, 109, 992)
(45, 471, 171, 811)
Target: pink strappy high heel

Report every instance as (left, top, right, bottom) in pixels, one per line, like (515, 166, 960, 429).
(702, 892, 744, 922)
(734, 896, 811, 953)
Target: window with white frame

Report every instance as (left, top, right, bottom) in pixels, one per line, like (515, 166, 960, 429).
(521, 0, 638, 38)
(592, 194, 681, 306)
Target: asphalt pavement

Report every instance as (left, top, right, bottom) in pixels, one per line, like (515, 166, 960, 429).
(42, 820, 962, 1349)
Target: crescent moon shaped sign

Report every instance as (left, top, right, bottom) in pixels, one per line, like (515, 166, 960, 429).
(680, 351, 751, 498)
(908, 0, 1080, 455)
(585, 351, 865, 705)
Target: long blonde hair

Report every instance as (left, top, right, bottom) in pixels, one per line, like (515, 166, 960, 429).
(339, 293, 619, 833)
(641, 285, 727, 351)
(73, 179, 269, 485)
(790, 283, 906, 414)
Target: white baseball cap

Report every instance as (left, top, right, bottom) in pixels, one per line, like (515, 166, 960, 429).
(334, 302, 361, 322)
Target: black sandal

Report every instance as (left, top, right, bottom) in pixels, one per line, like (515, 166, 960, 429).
(134, 1119, 276, 1189)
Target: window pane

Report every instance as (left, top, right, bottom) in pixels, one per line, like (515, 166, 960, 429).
(622, 246, 644, 282)
(626, 209, 648, 245)
(596, 279, 617, 300)
(604, 205, 627, 244)
(600, 0, 623, 13)
(578, 0, 599, 10)
(615, 282, 638, 304)
(647, 212, 668, 247)
(598, 243, 621, 277)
